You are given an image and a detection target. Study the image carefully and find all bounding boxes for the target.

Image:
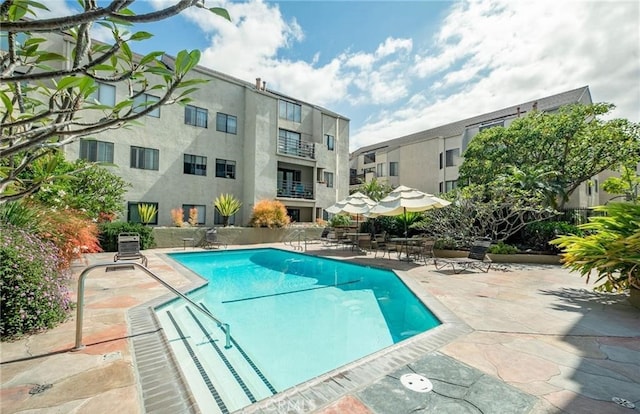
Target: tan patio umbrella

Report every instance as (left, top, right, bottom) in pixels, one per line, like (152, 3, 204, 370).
(325, 191, 376, 230)
(367, 185, 451, 237)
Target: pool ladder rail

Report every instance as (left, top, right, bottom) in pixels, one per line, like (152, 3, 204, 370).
(284, 228, 327, 251)
(72, 262, 231, 351)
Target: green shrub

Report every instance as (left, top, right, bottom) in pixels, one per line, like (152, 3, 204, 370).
(27, 153, 129, 221)
(0, 200, 43, 232)
(551, 203, 640, 292)
(523, 221, 583, 252)
(488, 241, 519, 254)
(328, 214, 352, 228)
(434, 237, 460, 250)
(98, 222, 155, 251)
(1, 226, 72, 340)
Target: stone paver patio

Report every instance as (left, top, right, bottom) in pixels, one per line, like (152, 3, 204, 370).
(1, 243, 638, 413)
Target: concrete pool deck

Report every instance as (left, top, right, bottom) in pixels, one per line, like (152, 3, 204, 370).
(1, 243, 638, 413)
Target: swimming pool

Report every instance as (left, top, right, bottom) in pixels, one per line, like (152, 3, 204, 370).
(157, 248, 440, 412)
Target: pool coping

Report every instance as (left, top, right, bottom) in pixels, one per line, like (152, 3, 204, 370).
(128, 249, 473, 413)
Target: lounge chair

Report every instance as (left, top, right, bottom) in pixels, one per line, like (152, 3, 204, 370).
(434, 237, 492, 273)
(114, 232, 148, 267)
(203, 228, 227, 249)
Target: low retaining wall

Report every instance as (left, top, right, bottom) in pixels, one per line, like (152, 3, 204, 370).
(151, 226, 325, 248)
(434, 249, 561, 265)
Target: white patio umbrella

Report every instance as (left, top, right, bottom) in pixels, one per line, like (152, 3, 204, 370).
(367, 185, 451, 236)
(325, 191, 376, 230)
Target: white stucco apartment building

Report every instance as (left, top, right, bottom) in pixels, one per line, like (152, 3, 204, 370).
(349, 86, 615, 208)
(60, 55, 350, 227)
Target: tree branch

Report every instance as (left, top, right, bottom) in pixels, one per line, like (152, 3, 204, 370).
(1, 0, 201, 32)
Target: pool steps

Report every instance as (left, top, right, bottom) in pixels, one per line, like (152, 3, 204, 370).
(157, 300, 278, 413)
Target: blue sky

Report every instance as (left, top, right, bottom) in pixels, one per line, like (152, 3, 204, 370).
(47, 1, 640, 151)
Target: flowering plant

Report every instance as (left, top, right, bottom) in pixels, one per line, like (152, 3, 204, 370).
(1, 225, 72, 339)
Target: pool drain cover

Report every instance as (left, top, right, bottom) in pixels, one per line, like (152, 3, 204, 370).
(400, 373, 433, 393)
(612, 397, 635, 409)
(29, 384, 52, 395)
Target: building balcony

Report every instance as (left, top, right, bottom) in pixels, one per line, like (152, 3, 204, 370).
(277, 181, 314, 200)
(277, 136, 315, 159)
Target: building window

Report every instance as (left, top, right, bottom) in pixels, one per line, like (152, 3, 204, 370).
(445, 180, 457, 192)
(364, 152, 376, 164)
(216, 159, 236, 179)
(287, 208, 300, 223)
(127, 202, 158, 225)
(445, 148, 460, 167)
(216, 112, 237, 134)
(389, 161, 399, 176)
(439, 182, 443, 193)
(80, 139, 114, 163)
(324, 172, 334, 188)
(279, 100, 301, 122)
(185, 105, 208, 128)
(376, 163, 385, 177)
(89, 82, 116, 106)
(439, 152, 443, 170)
(133, 93, 160, 117)
(326, 134, 335, 151)
(182, 204, 206, 225)
(130, 146, 159, 170)
(479, 120, 504, 131)
(183, 154, 207, 176)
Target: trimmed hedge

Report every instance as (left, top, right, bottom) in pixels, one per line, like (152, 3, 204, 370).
(98, 222, 155, 252)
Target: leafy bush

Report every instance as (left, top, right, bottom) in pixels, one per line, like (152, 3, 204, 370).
(328, 214, 352, 227)
(27, 153, 129, 220)
(249, 199, 290, 228)
(98, 222, 155, 251)
(1, 226, 72, 340)
(488, 241, 519, 254)
(523, 221, 583, 252)
(40, 209, 102, 267)
(552, 203, 640, 292)
(0, 202, 100, 267)
(0, 200, 44, 233)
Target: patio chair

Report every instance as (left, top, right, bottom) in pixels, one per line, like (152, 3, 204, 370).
(372, 232, 399, 259)
(434, 237, 492, 273)
(203, 228, 227, 249)
(409, 237, 436, 265)
(314, 227, 331, 244)
(114, 232, 148, 267)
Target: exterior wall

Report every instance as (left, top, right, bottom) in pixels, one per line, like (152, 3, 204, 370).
(349, 87, 618, 209)
(56, 37, 349, 226)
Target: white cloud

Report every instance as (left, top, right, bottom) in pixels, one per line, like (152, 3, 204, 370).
(137, 0, 638, 151)
(375, 37, 412, 58)
(350, 0, 640, 150)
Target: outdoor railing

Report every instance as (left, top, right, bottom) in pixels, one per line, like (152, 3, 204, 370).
(277, 180, 314, 199)
(277, 136, 315, 159)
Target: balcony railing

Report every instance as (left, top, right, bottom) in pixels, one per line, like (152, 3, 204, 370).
(277, 136, 315, 159)
(277, 180, 314, 200)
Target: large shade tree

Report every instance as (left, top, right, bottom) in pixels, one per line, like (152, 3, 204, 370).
(459, 103, 640, 209)
(1, 0, 230, 202)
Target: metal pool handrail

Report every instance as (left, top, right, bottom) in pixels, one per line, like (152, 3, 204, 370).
(72, 262, 231, 351)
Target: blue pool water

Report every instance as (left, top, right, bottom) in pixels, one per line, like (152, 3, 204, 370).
(167, 248, 440, 391)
